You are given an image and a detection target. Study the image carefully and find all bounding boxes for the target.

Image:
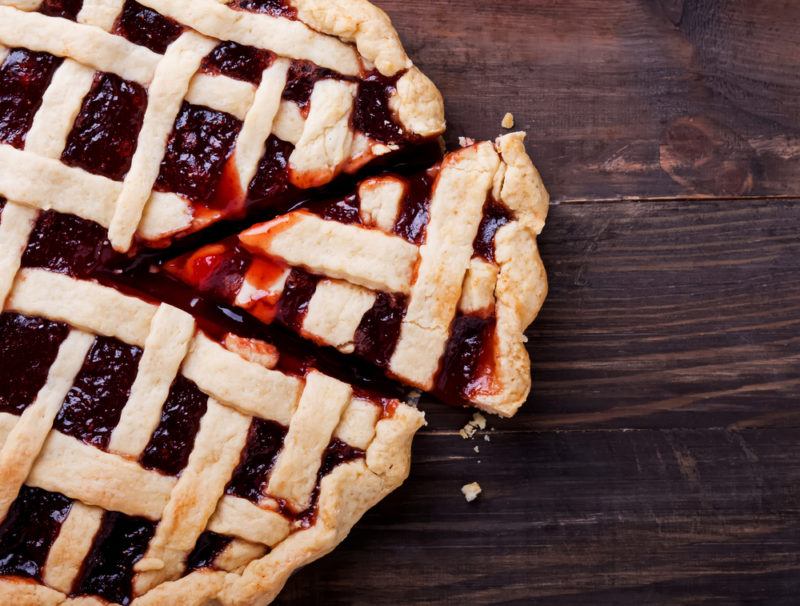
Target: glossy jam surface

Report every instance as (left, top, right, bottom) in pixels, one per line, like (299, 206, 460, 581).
(54, 336, 143, 448)
(393, 171, 435, 245)
(61, 73, 147, 181)
(230, 0, 297, 19)
(140, 376, 209, 476)
(72, 511, 156, 606)
(473, 197, 513, 262)
(225, 418, 287, 503)
(113, 0, 183, 54)
(354, 72, 404, 144)
(166, 241, 251, 302)
(0, 49, 62, 149)
(185, 531, 234, 573)
(22, 210, 117, 278)
(155, 103, 242, 206)
(0, 486, 71, 581)
(246, 136, 296, 206)
(306, 193, 361, 224)
(282, 61, 341, 111)
(38, 0, 82, 20)
(353, 292, 407, 369)
(276, 268, 319, 331)
(202, 41, 274, 84)
(0, 313, 70, 415)
(435, 314, 496, 404)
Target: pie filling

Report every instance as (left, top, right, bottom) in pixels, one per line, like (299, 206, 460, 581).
(0, 49, 63, 150)
(139, 375, 209, 476)
(54, 336, 143, 448)
(0, 486, 71, 582)
(0, 312, 70, 415)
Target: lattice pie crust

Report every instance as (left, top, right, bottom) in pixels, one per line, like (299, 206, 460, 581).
(0, 258, 424, 606)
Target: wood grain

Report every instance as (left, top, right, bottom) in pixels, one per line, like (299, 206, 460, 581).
(380, 0, 800, 202)
(274, 1, 800, 603)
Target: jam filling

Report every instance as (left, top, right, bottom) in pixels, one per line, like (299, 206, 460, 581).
(353, 292, 407, 369)
(54, 336, 143, 449)
(230, 0, 298, 21)
(434, 314, 496, 404)
(393, 171, 436, 245)
(282, 60, 341, 111)
(166, 241, 251, 302)
(71, 511, 156, 606)
(21, 210, 117, 279)
(353, 72, 404, 144)
(155, 102, 243, 207)
(38, 0, 83, 20)
(276, 268, 319, 332)
(139, 376, 209, 476)
(246, 135, 296, 206)
(201, 42, 275, 85)
(61, 73, 147, 181)
(225, 418, 287, 503)
(305, 193, 362, 224)
(0, 313, 70, 415)
(473, 197, 513, 262)
(0, 486, 72, 581)
(184, 531, 234, 573)
(113, 0, 184, 54)
(0, 49, 62, 149)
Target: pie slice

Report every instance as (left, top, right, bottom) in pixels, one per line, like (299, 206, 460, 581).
(166, 133, 550, 417)
(0, 0, 445, 253)
(0, 199, 425, 605)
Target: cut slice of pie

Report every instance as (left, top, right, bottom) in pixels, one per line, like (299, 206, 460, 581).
(0, 0, 445, 253)
(167, 133, 550, 417)
(0, 199, 425, 605)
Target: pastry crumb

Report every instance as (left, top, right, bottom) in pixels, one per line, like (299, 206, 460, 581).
(459, 424, 477, 439)
(458, 136, 476, 148)
(484, 434, 490, 442)
(459, 412, 487, 439)
(461, 482, 482, 502)
(473, 445, 480, 453)
(501, 112, 514, 129)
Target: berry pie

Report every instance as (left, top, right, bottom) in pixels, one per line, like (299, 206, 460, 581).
(0, 0, 548, 604)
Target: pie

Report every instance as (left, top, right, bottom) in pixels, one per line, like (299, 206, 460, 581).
(167, 134, 549, 417)
(0, 0, 548, 604)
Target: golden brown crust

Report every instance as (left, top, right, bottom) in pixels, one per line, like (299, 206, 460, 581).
(289, 0, 445, 137)
(468, 133, 549, 417)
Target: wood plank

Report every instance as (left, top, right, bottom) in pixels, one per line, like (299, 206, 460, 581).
(277, 429, 800, 604)
(378, 0, 800, 202)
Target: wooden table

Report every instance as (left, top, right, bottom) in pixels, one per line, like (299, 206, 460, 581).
(277, 1, 800, 603)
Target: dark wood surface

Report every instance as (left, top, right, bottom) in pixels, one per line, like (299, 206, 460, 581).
(277, 2, 800, 603)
